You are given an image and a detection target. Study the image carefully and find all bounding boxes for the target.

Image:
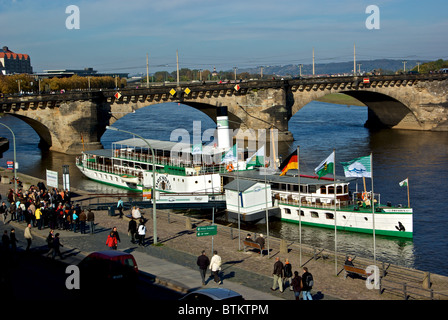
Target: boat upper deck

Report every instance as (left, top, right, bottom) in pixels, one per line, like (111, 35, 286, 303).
(221, 168, 356, 186)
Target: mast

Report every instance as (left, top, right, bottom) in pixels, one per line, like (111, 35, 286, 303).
(371, 153, 376, 264)
(333, 149, 337, 275)
(298, 145, 302, 267)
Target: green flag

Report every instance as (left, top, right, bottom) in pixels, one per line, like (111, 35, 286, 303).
(341, 155, 372, 178)
(315, 151, 335, 178)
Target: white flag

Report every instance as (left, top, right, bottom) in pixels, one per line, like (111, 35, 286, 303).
(399, 178, 408, 187)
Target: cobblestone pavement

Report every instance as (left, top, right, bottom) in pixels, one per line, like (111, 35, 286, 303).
(1, 172, 448, 301)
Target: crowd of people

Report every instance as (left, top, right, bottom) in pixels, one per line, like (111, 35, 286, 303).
(1, 181, 95, 235)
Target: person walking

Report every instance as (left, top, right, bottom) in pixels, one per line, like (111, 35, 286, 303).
(209, 250, 222, 285)
(45, 229, 55, 257)
(79, 209, 87, 234)
(86, 209, 95, 234)
(106, 231, 118, 250)
(137, 221, 146, 246)
(9, 228, 18, 252)
(112, 226, 121, 248)
(128, 218, 137, 244)
(52, 233, 64, 259)
(0, 201, 8, 223)
(2, 230, 10, 250)
(24, 223, 33, 252)
(291, 271, 302, 300)
(283, 258, 293, 291)
(271, 257, 284, 292)
(196, 250, 210, 285)
(301, 267, 314, 300)
(117, 197, 124, 219)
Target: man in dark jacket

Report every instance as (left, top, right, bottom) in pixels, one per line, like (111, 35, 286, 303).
(291, 271, 302, 300)
(52, 233, 63, 260)
(128, 218, 137, 243)
(196, 250, 210, 285)
(302, 267, 313, 300)
(87, 209, 95, 234)
(271, 257, 284, 292)
(283, 258, 293, 290)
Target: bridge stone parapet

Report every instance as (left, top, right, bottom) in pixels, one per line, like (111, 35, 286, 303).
(0, 74, 447, 154)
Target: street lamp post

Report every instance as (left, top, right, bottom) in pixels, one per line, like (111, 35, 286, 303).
(0, 121, 17, 196)
(106, 126, 158, 245)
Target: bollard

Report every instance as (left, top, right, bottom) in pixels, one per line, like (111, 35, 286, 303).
(167, 212, 170, 224)
(230, 227, 233, 240)
(280, 239, 287, 254)
(422, 272, 431, 289)
(185, 217, 192, 229)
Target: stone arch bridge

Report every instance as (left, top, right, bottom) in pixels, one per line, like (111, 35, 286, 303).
(0, 74, 447, 154)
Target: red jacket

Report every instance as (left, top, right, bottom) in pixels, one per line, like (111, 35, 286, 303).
(106, 235, 117, 247)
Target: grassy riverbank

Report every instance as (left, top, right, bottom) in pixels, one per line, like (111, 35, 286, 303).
(316, 93, 366, 106)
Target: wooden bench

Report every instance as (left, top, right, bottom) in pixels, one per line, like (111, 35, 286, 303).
(343, 265, 372, 279)
(243, 240, 264, 256)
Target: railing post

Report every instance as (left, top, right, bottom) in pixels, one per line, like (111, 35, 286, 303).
(403, 283, 408, 300)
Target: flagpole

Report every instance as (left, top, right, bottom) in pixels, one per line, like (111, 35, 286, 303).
(371, 152, 376, 264)
(407, 177, 410, 208)
(236, 142, 241, 251)
(297, 146, 302, 267)
(333, 149, 337, 276)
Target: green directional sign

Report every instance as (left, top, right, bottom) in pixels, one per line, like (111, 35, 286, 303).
(196, 225, 217, 237)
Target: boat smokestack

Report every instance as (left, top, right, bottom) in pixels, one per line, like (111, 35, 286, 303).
(216, 106, 231, 150)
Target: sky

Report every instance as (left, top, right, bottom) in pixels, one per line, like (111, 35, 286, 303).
(1, 0, 447, 74)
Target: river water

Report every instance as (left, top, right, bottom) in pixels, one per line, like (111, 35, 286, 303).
(0, 101, 447, 276)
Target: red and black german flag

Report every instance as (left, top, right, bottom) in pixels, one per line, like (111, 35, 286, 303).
(279, 150, 298, 176)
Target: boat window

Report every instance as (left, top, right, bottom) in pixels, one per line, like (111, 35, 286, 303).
(336, 186, 343, 194)
(325, 212, 334, 220)
(320, 186, 327, 194)
(344, 185, 348, 194)
(310, 211, 319, 218)
(296, 210, 304, 216)
(309, 185, 316, 193)
(292, 185, 299, 192)
(328, 186, 334, 194)
(284, 208, 291, 214)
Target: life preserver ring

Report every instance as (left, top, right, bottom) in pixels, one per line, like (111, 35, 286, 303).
(226, 163, 234, 172)
(362, 192, 368, 201)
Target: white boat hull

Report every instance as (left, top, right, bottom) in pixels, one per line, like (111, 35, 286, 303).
(76, 163, 221, 194)
(279, 203, 413, 238)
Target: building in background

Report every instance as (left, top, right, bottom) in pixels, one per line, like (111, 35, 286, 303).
(36, 67, 129, 79)
(0, 46, 33, 75)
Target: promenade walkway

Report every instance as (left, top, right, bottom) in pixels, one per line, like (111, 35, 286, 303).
(1, 171, 448, 301)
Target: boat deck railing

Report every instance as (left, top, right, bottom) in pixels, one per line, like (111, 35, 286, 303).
(76, 156, 235, 177)
(112, 150, 228, 171)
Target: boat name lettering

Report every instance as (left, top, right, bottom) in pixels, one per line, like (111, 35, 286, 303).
(156, 175, 172, 191)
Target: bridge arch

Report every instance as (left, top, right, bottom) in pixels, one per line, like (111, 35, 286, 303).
(289, 87, 421, 130)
